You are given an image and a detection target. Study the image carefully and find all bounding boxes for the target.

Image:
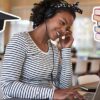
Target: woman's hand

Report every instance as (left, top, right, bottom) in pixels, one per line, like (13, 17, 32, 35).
(57, 31, 74, 49)
(53, 88, 85, 100)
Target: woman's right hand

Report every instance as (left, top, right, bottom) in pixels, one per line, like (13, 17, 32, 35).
(53, 88, 85, 100)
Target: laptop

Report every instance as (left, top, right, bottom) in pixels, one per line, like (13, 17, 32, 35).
(83, 81, 100, 100)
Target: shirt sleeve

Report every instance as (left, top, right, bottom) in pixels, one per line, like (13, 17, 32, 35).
(0, 33, 55, 99)
(55, 48, 73, 88)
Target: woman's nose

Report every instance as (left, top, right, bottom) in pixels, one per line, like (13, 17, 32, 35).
(62, 26, 69, 34)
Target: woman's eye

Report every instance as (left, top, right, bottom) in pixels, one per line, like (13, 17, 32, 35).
(59, 21, 65, 26)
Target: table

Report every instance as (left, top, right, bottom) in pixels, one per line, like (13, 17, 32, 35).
(71, 81, 99, 96)
(3, 82, 99, 100)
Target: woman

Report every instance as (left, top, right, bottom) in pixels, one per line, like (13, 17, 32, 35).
(0, 0, 84, 100)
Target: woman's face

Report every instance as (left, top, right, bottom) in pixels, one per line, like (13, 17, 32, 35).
(46, 11, 75, 41)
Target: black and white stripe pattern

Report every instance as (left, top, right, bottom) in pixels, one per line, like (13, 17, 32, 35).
(0, 32, 72, 99)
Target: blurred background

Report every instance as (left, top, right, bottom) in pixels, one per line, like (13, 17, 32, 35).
(0, 0, 100, 87)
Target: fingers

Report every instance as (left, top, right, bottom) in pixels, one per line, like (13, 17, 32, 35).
(65, 90, 85, 100)
(57, 30, 74, 48)
(64, 31, 73, 41)
(66, 30, 72, 35)
(59, 30, 72, 40)
(72, 91, 85, 100)
(59, 31, 73, 42)
(65, 35, 74, 42)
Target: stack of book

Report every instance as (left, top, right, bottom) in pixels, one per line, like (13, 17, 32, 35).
(93, 8, 100, 41)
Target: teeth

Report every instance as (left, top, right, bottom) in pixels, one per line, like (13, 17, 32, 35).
(62, 36, 65, 39)
(57, 32, 60, 36)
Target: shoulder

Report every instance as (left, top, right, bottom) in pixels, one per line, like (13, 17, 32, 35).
(8, 32, 30, 45)
(6, 32, 29, 50)
(10, 32, 28, 40)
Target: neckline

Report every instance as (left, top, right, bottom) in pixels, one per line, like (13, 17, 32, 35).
(27, 32, 50, 54)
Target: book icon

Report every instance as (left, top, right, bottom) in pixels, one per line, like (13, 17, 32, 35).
(0, 11, 21, 32)
(92, 7, 100, 42)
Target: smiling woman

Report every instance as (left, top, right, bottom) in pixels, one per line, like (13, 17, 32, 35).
(0, 0, 83, 100)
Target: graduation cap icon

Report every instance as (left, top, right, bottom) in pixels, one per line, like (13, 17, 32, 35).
(0, 11, 21, 32)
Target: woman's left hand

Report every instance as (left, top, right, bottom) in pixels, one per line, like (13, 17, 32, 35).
(57, 31, 74, 49)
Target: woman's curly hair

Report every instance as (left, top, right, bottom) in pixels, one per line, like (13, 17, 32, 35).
(30, 0, 76, 29)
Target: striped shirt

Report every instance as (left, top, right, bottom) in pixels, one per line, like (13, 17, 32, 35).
(0, 32, 72, 99)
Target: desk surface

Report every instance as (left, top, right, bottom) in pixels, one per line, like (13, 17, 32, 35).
(3, 82, 99, 100)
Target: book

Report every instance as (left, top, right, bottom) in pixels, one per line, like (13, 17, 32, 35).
(95, 33, 100, 40)
(94, 26, 100, 32)
(97, 22, 100, 27)
(93, 15, 100, 22)
(94, 8, 100, 16)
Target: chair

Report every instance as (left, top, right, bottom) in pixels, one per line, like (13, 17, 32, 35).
(73, 59, 88, 85)
(89, 60, 100, 74)
(78, 74, 100, 85)
(74, 59, 88, 75)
